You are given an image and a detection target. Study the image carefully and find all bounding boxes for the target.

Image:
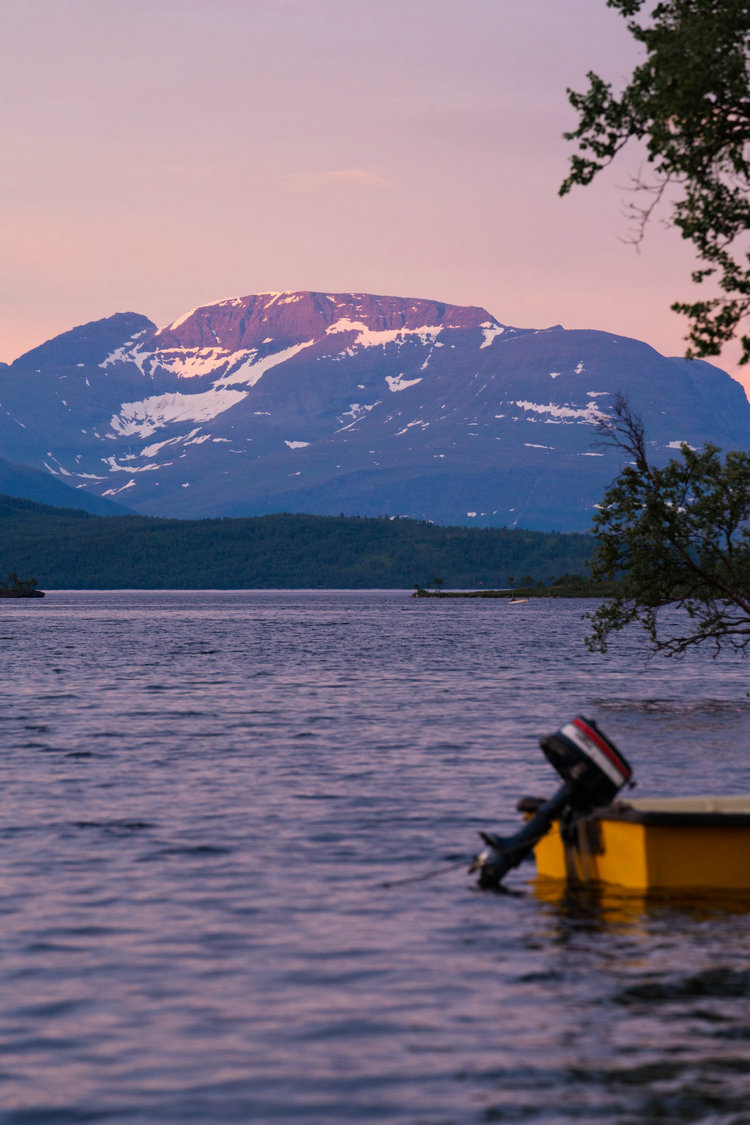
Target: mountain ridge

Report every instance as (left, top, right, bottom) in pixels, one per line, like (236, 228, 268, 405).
(2, 290, 749, 531)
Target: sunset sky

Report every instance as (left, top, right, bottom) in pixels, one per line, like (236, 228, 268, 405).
(3, 0, 747, 395)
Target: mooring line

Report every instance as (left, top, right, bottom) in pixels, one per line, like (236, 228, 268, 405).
(380, 856, 472, 888)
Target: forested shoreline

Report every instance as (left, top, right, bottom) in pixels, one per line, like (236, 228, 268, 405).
(0, 494, 594, 589)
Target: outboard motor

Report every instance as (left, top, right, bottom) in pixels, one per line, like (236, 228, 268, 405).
(471, 717, 632, 889)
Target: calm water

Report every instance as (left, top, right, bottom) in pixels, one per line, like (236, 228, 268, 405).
(2, 590, 750, 1125)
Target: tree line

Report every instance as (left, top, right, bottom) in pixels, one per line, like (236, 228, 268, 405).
(0, 495, 593, 590)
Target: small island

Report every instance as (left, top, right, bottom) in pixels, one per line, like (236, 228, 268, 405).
(0, 572, 45, 598)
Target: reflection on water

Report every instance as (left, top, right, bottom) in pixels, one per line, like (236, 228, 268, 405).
(533, 875, 750, 929)
(518, 881, 750, 1124)
(0, 591, 749, 1123)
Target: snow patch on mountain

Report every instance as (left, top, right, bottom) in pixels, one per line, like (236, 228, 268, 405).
(326, 318, 443, 349)
(514, 400, 609, 424)
(103, 479, 136, 496)
(386, 374, 423, 392)
(102, 455, 163, 473)
(215, 340, 315, 388)
(140, 432, 200, 457)
(102, 334, 316, 388)
(480, 323, 505, 348)
(100, 343, 152, 377)
(148, 348, 245, 379)
(109, 388, 247, 438)
(394, 419, 429, 436)
(43, 459, 70, 477)
(338, 402, 378, 425)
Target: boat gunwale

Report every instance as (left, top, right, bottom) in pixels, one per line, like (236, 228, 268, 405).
(517, 794, 750, 829)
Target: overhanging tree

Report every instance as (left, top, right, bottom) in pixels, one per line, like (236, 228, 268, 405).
(587, 395, 750, 655)
(560, 0, 750, 363)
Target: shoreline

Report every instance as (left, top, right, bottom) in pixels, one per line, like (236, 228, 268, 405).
(411, 586, 615, 599)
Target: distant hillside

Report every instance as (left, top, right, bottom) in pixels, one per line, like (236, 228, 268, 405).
(0, 455, 132, 515)
(0, 495, 593, 589)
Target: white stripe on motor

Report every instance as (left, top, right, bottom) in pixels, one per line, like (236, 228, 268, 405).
(561, 723, 624, 788)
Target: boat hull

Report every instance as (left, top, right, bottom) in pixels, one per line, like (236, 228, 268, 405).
(521, 796, 750, 892)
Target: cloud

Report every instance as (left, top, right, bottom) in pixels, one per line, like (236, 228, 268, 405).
(282, 168, 391, 193)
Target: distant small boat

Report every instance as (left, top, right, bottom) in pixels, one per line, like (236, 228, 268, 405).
(0, 588, 44, 598)
(508, 597, 529, 604)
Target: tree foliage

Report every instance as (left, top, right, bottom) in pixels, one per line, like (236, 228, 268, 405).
(561, 0, 750, 363)
(587, 395, 750, 655)
(0, 571, 38, 593)
(0, 495, 594, 590)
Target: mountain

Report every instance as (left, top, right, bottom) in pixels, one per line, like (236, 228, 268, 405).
(1, 292, 749, 531)
(0, 454, 132, 515)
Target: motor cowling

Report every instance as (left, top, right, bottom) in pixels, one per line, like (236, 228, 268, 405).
(471, 717, 632, 889)
(540, 717, 632, 808)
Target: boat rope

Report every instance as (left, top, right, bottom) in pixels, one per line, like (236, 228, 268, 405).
(380, 856, 472, 888)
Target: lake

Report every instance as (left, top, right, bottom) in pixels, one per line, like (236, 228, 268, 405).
(2, 590, 750, 1124)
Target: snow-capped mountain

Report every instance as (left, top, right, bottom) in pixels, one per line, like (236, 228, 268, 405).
(2, 290, 750, 531)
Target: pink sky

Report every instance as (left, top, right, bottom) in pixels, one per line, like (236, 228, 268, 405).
(3, 0, 748, 396)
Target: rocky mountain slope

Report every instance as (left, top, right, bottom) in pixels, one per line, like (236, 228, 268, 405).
(0, 455, 131, 515)
(2, 291, 749, 531)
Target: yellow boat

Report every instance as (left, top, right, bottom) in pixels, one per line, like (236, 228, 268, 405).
(519, 794, 750, 892)
(472, 716, 750, 895)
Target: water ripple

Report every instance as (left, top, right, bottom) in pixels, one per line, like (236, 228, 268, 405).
(1, 591, 749, 1123)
